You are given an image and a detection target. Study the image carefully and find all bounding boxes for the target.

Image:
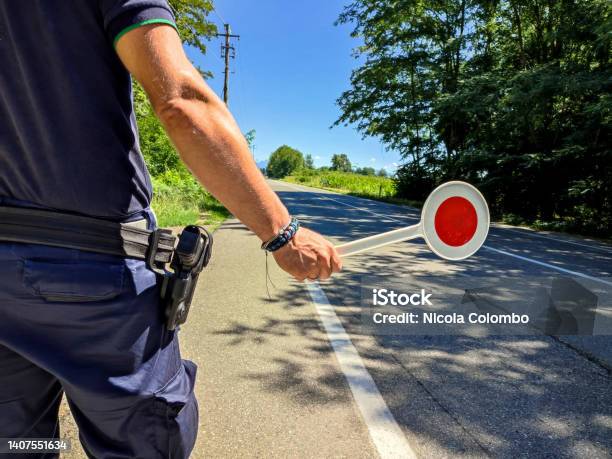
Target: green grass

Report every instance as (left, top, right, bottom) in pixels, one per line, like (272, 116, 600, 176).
(152, 192, 228, 229)
(151, 171, 230, 230)
(283, 170, 422, 207)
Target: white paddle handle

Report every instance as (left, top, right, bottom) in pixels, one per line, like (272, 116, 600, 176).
(336, 223, 422, 257)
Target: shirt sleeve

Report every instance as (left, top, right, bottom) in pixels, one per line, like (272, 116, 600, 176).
(98, 0, 178, 46)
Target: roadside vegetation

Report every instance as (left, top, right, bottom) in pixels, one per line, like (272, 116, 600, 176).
(151, 171, 229, 228)
(266, 146, 410, 204)
(334, 0, 611, 238)
(285, 170, 397, 201)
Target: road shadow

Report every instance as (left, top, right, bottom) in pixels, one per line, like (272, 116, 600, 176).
(212, 188, 612, 457)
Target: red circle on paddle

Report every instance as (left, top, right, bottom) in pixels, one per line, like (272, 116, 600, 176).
(434, 196, 478, 247)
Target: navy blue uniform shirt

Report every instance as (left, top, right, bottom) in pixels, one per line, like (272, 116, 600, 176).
(0, 0, 177, 220)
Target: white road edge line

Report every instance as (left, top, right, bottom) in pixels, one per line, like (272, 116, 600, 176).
(306, 282, 418, 459)
(279, 181, 612, 287)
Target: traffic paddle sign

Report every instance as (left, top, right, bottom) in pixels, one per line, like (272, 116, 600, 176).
(336, 181, 489, 261)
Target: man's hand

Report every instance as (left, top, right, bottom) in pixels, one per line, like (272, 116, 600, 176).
(273, 228, 342, 281)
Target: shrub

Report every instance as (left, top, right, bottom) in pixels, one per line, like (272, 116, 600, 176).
(267, 145, 304, 178)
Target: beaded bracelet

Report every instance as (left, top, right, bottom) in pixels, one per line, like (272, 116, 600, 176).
(261, 217, 300, 252)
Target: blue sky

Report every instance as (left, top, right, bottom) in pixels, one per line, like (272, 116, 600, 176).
(185, 0, 401, 172)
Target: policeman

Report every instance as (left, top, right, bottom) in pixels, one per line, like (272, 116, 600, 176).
(0, 1, 341, 457)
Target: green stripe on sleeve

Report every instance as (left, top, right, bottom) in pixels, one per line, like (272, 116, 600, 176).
(113, 19, 178, 47)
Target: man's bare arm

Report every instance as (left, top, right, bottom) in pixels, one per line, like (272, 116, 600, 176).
(116, 24, 288, 242)
(115, 24, 341, 280)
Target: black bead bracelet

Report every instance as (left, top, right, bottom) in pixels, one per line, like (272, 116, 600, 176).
(261, 217, 300, 252)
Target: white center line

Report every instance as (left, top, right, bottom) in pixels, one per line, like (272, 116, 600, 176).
(306, 282, 418, 459)
(279, 181, 612, 287)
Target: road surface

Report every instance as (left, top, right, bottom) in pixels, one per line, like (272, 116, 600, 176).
(60, 180, 612, 458)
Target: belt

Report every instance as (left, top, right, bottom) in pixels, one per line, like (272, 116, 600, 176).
(0, 206, 176, 264)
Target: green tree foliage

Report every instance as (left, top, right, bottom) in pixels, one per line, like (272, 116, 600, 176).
(377, 169, 388, 177)
(355, 166, 376, 176)
(331, 153, 352, 172)
(305, 154, 315, 169)
(336, 0, 611, 236)
(267, 145, 305, 178)
(244, 129, 256, 159)
(244, 129, 256, 150)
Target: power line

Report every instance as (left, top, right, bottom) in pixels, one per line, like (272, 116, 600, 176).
(210, 5, 226, 25)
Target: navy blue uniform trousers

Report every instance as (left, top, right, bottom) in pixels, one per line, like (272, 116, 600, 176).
(0, 240, 198, 458)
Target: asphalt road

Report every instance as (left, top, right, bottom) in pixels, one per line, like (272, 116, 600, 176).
(59, 180, 612, 458)
(262, 180, 612, 458)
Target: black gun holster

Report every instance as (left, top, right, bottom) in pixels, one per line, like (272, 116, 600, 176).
(148, 225, 213, 330)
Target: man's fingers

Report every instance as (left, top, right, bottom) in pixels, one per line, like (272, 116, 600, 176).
(317, 253, 333, 280)
(275, 230, 341, 281)
(329, 246, 343, 273)
(308, 265, 321, 280)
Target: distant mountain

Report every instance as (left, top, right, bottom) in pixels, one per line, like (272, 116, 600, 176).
(256, 160, 268, 170)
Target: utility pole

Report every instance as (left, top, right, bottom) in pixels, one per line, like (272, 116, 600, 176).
(216, 24, 240, 105)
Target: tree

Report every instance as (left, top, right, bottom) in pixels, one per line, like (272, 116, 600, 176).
(267, 145, 305, 178)
(331, 154, 352, 172)
(336, 0, 611, 236)
(244, 130, 256, 148)
(304, 154, 315, 169)
(244, 129, 256, 158)
(377, 169, 388, 177)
